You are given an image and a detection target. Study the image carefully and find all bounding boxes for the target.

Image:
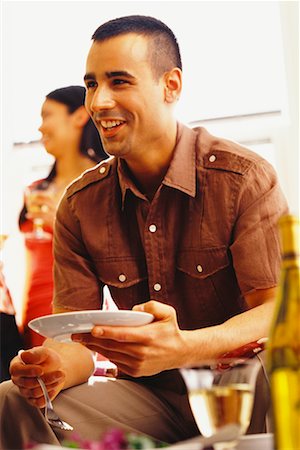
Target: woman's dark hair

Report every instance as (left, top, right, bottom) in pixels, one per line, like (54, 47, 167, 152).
(19, 85, 107, 227)
(92, 15, 182, 81)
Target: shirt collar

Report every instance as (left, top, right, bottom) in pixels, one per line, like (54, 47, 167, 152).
(162, 122, 197, 197)
(117, 122, 197, 209)
(117, 159, 146, 208)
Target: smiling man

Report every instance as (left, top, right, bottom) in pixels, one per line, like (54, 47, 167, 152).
(84, 26, 181, 196)
(1, 15, 288, 449)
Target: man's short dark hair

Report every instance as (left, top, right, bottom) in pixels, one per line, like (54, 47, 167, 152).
(91, 15, 182, 80)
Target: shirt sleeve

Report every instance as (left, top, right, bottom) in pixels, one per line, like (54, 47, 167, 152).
(53, 193, 103, 311)
(229, 158, 289, 295)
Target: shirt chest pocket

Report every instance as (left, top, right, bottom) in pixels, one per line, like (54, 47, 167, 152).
(175, 246, 234, 327)
(94, 257, 148, 288)
(176, 246, 230, 279)
(93, 257, 149, 309)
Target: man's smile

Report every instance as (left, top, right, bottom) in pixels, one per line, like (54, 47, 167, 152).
(93, 114, 127, 138)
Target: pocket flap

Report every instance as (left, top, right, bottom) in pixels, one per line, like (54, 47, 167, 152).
(177, 246, 229, 279)
(94, 257, 147, 288)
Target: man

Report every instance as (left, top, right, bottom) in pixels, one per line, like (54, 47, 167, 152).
(0, 15, 288, 449)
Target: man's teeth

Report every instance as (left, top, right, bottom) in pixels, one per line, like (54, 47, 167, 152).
(100, 120, 124, 129)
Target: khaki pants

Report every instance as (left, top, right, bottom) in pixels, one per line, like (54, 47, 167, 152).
(0, 353, 270, 450)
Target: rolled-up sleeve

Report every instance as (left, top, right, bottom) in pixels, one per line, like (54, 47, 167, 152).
(53, 193, 103, 311)
(230, 159, 289, 295)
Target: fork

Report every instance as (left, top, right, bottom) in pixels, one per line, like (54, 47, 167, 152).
(37, 377, 73, 431)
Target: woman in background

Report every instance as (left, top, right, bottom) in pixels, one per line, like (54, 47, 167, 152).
(19, 85, 107, 348)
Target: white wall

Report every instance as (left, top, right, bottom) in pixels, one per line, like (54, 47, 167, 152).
(3, 1, 288, 141)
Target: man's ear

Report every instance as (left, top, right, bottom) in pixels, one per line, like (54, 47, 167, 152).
(72, 106, 90, 128)
(164, 68, 182, 103)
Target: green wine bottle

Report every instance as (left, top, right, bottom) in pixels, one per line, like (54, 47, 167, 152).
(267, 215, 300, 449)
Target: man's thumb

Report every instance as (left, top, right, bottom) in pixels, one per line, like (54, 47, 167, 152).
(18, 348, 48, 365)
(133, 300, 176, 321)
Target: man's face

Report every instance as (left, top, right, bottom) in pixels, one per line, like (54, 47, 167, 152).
(84, 33, 170, 160)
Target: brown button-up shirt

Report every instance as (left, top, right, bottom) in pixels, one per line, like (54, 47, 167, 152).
(53, 124, 288, 330)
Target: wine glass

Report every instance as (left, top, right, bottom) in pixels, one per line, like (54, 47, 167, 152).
(0, 233, 9, 267)
(0, 234, 9, 269)
(180, 358, 261, 450)
(0, 234, 8, 251)
(24, 185, 53, 243)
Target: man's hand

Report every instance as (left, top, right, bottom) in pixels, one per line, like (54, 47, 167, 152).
(72, 300, 189, 377)
(10, 347, 66, 408)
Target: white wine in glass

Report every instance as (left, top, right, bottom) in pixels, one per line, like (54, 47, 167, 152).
(0, 234, 8, 251)
(180, 358, 260, 450)
(24, 185, 52, 243)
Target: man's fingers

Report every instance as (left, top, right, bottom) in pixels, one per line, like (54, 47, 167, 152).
(18, 347, 62, 372)
(84, 339, 144, 359)
(11, 363, 44, 379)
(73, 301, 176, 344)
(11, 376, 41, 388)
(19, 386, 44, 400)
(11, 368, 63, 387)
(133, 300, 176, 321)
(19, 379, 62, 400)
(73, 328, 141, 343)
(89, 325, 151, 343)
(19, 347, 49, 365)
(42, 370, 65, 385)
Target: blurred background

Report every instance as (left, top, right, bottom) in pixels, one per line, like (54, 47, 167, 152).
(1, 0, 299, 323)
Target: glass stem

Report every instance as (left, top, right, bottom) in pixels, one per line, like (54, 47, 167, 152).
(33, 218, 45, 238)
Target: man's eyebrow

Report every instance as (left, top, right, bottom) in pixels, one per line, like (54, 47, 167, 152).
(84, 73, 95, 81)
(106, 71, 135, 79)
(84, 71, 135, 81)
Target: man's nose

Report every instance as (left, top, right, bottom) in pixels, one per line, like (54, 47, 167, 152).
(90, 86, 115, 111)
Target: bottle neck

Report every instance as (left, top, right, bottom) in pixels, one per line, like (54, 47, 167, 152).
(282, 253, 300, 269)
(279, 215, 299, 256)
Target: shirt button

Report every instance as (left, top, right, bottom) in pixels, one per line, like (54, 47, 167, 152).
(118, 274, 126, 282)
(209, 154, 216, 163)
(153, 283, 161, 292)
(197, 264, 203, 273)
(99, 166, 106, 174)
(149, 224, 157, 233)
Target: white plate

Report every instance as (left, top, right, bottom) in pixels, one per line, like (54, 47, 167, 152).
(168, 433, 273, 450)
(28, 310, 154, 342)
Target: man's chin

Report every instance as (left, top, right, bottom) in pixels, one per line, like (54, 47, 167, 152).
(102, 142, 129, 158)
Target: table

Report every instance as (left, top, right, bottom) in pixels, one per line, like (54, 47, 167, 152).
(32, 433, 274, 450)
